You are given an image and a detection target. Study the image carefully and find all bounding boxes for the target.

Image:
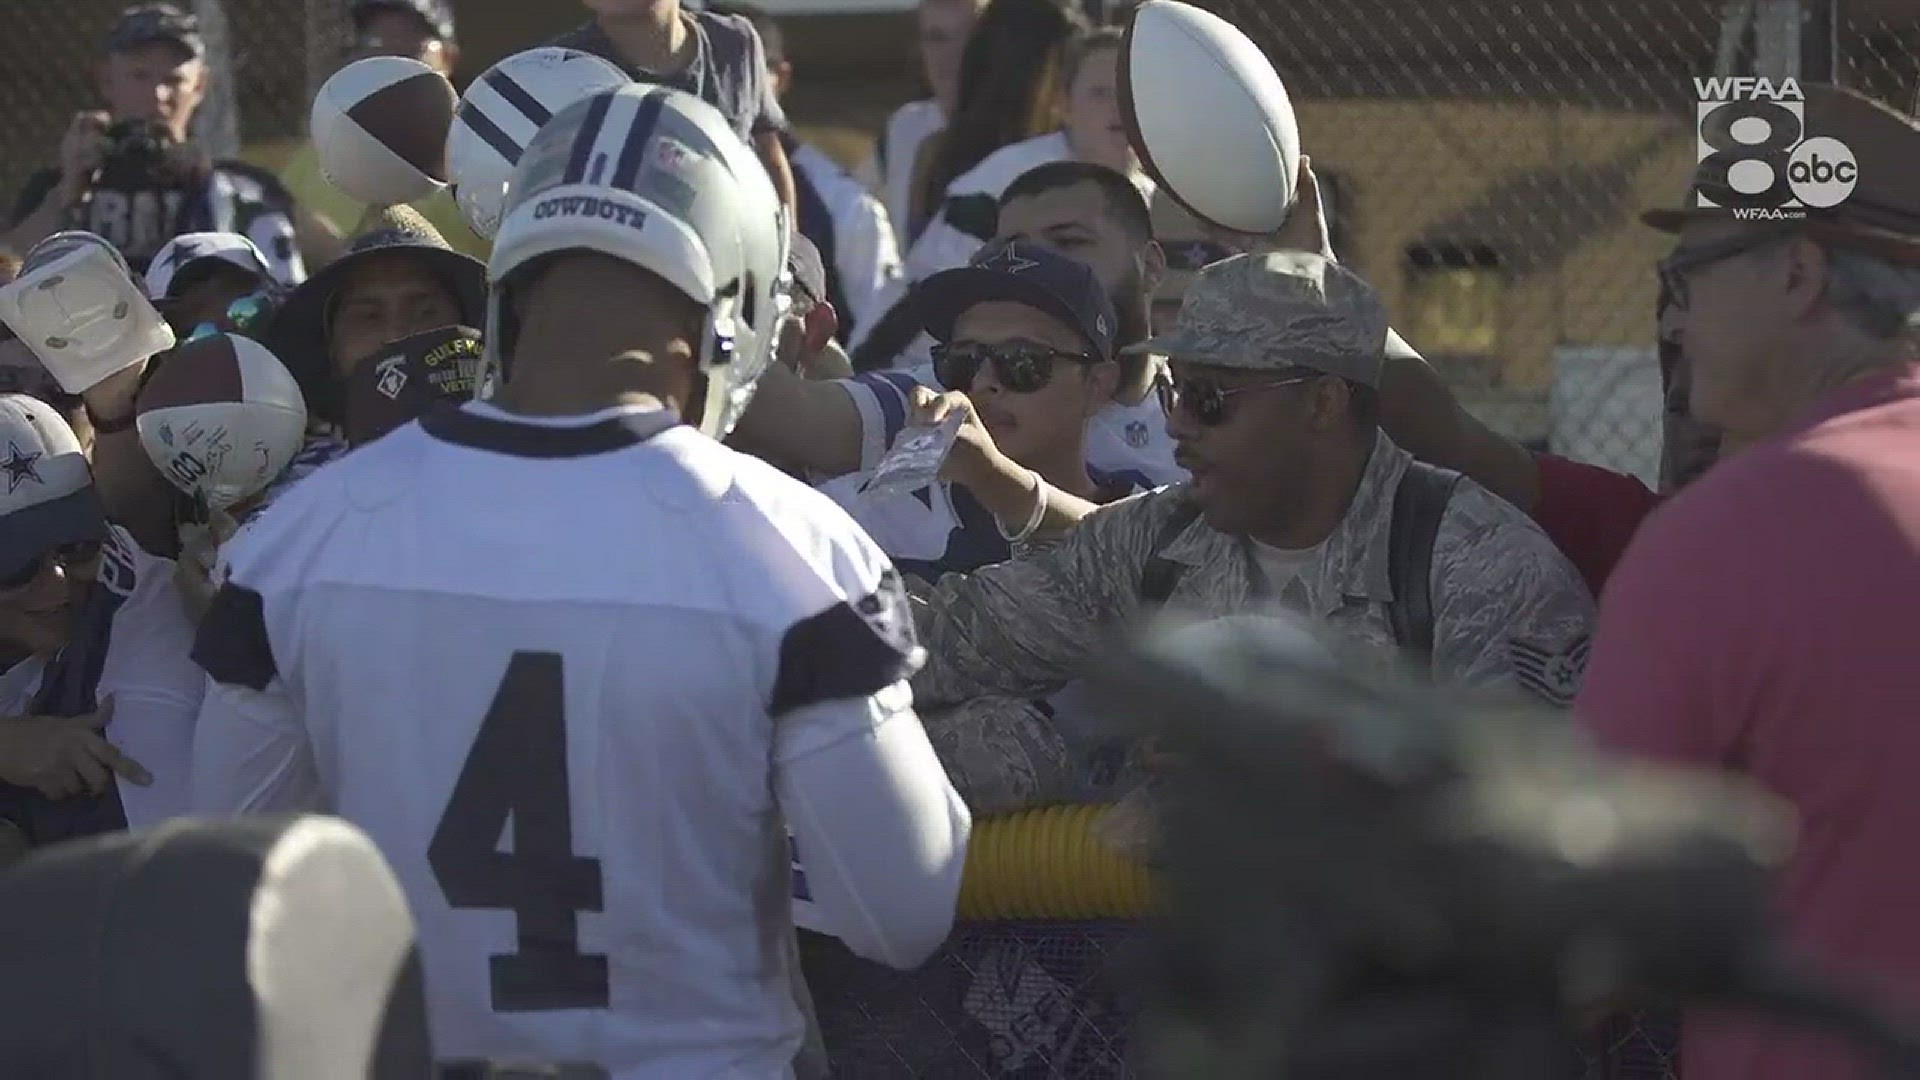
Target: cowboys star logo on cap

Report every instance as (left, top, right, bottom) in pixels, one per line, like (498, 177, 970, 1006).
(151, 238, 202, 276)
(977, 244, 1040, 275)
(2, 441, 43, 493)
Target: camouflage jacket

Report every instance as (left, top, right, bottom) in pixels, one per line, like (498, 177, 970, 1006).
(911, 433, 1597, 708)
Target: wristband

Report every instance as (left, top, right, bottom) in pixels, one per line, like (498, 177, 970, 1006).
(998, 469, 1048, 544)
(85, 400, 136, 435)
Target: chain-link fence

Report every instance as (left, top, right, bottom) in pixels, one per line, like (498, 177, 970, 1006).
(5, 0, 1915, 475)
(0, 0, 347, 202)
(803, 919, 1687, 1079)
(1180, 0, 1920, 483)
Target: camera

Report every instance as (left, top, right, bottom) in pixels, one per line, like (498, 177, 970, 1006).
(99, 118, 178, 180)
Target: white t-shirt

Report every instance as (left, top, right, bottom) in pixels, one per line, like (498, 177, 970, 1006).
(188, 402, 965, 1078)
(790, 142, 904, 337)
(0, 524, 203, 832)
(856, 98, 945, 250)
(839, 366, 1186, 492)
(1251, 540, 1322, 594)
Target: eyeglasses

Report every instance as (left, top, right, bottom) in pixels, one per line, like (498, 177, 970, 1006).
(1157, 371, 1318, 426)
(931, 341, 1097, 395)
(1656, 231, 1794, 309)
(185, 291, 277, 344)
(0, 540, 102, 594)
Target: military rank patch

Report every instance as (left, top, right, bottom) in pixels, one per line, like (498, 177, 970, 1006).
(1509, 633, 1591, 706)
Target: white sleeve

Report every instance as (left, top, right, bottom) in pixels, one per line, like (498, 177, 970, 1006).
(902, 213, 985, 285)
(776, 681, 969, 970)
(835, 193, 904, 335)
(189, 676, 323, 813)
(91, 532, 209, 827)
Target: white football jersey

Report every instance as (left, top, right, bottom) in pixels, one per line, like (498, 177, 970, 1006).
(189, 403, 932, 1077)
(840, 366, 1185, 492)
(0, 523, 203, 834)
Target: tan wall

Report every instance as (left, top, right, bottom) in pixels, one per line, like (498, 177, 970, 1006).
(1289, 101, 1692, 393)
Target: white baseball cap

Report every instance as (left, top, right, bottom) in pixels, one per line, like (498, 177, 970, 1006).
(0, 394, 105, 584)
(145, 232, 276, 302)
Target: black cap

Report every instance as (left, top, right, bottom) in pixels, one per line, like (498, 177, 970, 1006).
(786, 235, 828, 307)
(105, 4, 205, 60)
(914, 240, 1118, 361)
(350, 0, 457, 42)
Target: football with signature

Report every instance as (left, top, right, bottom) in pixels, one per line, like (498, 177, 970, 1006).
(136, 333, 307, 510)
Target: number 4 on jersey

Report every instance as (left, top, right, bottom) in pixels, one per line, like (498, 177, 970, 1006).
(429, 651, 610, 1012)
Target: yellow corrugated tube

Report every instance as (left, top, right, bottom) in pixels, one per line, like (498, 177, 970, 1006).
(956, 805, 1160, 920)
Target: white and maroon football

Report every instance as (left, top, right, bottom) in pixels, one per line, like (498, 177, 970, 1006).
(1121, 0, 1300, 234)
(311, 55, 458, 207)
(136, 334, 308, 510)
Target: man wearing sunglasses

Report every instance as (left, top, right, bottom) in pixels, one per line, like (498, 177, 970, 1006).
(1578, 86, 1920, 1080)
(0, 394, 211, 842)
(820, 241, 1142, 815)
(907, 250, 1595, 714)
(732, 162, 1183, 499)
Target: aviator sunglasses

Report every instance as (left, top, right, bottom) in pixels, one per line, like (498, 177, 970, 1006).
(185, 291, 278, 344)
(1157, 371, 1319, 426)
(0, 539, 103, 593)
(931, 341, 1098, 394)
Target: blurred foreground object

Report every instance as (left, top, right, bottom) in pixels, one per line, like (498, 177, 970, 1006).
(1092, 614, 1920, 1079)
(0, 814, 431, 1078)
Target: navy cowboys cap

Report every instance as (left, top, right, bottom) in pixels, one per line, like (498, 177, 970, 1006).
(913, 240, 1119, 362)
(0, 395, 105, 585)
(105, 3, 205, 60)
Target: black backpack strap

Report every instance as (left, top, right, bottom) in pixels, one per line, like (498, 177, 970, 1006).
(1138, 500, 1205, 605)
(1386, 462, 1463, 663)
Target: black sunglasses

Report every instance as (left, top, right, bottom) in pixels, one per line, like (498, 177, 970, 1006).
(931, 341, 1097, 394)
(0, 539, 103, 594)
(1157, 371, 1318, 426)
(1656, 231, 1795, 309)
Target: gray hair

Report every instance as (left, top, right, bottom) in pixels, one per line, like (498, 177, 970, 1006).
(1824, 249, 1920, 341)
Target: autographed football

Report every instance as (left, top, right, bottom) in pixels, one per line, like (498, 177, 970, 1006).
(136, 333, 308, 510)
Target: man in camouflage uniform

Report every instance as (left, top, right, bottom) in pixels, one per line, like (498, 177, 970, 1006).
(912, 252, 1596, 810)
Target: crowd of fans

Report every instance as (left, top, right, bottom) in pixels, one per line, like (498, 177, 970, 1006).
(0, 0, 1917, 1077)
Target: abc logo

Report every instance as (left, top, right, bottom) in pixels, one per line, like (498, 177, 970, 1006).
(1787, 137, 1857, 208)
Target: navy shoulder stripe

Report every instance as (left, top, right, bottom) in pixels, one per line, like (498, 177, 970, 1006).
(193, 584, 279, 692)
(769, 568, 919, 718)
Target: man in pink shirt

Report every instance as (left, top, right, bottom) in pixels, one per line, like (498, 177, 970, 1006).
(1580, 85, 1920, 1079)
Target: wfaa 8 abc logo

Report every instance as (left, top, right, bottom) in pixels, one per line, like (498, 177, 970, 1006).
(1694, 76, 1858, 219)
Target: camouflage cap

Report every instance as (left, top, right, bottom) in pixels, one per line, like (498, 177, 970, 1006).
(1126, 251, 1389, 386)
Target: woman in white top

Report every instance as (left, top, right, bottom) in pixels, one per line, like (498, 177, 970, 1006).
(859, 0, 990, 246)
(901, 27, 1151, 287)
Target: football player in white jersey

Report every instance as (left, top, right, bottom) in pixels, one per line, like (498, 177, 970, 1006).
(732, 161, 1183, 493)
(189, 84, 970, 1078)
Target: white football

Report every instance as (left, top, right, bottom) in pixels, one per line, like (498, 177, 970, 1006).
(448, 48, 632, 240)
(1121, 0, 1300, 234)
(311, 56, 457, 207)
(135, 333, 309, 510)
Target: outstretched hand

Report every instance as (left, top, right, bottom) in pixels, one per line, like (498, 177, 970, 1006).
(1204, 155, 1334, 261)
